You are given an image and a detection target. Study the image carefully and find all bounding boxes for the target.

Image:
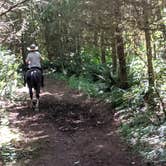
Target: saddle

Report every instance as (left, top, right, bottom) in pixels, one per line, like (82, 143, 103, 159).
(28, 67, 41, 72)
(26, 67, 41, 76)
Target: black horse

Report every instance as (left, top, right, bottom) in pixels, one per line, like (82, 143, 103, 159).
(26, 67, 42, 110)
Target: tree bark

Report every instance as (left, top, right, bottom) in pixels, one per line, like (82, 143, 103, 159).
(143, 2, 157, 113)
(100, 30, 106, 64)
(145, 27, 154, 87)
(111, 31, 117, 74)
(116, 27, 128, 89)
(143, 4, 155, 87)
(93, 30, 98, 47)
(21, 34, 26, 65)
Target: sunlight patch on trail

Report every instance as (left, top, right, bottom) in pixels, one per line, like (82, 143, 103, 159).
(0, 109, 22, 147)
(0, 109, 23, 164)
(16, 86, 29, 93)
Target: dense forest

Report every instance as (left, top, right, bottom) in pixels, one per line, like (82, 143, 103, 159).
(0, 0, 166, 165)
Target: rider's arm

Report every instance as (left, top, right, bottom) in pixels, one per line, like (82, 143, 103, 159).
(38, 52, 43, 65)
(26, 54, 31, 65)
(25, 59, 30, 64)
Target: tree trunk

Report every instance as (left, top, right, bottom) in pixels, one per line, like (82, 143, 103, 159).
(153, 42, 156, 59)
(76, 35, 81, 56)
(21, 34, 26, 65)
(145, 28, 154, 87)
(100, 31, 106, 64)
(75, 34, 82, 66)
(111, 31, 117, 74)
(93, 30, 98, 47)
(143, 3, 157, 114)
(144, 7, 155, 87)
(116, 27, 128, 89)
(113, 0, 128, 88)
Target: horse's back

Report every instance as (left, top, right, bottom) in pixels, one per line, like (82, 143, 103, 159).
(26, 68, 41, 88)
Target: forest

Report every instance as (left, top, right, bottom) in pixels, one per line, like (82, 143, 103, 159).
(0, 0, 166, 165)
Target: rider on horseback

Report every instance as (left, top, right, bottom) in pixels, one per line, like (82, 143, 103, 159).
(25, 44, 44, 87)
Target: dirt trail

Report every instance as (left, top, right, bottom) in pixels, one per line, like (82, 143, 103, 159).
(2, 78, 145, 166)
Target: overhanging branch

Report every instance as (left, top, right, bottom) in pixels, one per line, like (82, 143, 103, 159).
(0, 0, 29, 17)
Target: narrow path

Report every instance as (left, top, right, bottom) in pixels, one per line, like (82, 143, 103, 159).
(2, 78, 145, 166)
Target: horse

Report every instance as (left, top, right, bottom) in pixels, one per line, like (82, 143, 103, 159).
(26, 67, 42, 111)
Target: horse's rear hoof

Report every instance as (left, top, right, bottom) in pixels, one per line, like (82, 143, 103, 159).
(35, 107, 39, 111)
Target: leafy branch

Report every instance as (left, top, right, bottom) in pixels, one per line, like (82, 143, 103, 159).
(0, 0, 29, 17)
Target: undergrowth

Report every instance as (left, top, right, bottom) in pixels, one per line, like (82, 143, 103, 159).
(0, 48, 21, 99)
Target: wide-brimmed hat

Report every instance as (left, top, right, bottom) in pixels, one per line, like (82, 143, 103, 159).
(27, 44, 38, 51)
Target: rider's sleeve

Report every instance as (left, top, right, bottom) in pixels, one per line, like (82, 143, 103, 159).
(26, 54, 31, 64)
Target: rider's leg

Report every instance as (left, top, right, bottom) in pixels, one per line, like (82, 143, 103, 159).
(24, 67, 29, 86)
(23, 69, 27, 86)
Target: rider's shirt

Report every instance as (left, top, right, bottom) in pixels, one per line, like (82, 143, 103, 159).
(26, 51, 41, 68)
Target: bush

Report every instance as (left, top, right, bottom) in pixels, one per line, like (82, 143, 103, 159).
(0, 48, 19, 98)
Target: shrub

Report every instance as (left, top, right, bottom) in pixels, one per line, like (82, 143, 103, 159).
(0, 48, 19, 98)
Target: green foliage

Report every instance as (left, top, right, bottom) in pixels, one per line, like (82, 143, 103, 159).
(69, 75, 97, 95)
(154, 58, 166, 99)
(54, 74, 103, 97)
(43, 55, 82, 76)
(128, 56, 146, 85)
(0, 49, 20, 98)
(120, 124, 133, 140)
(45, 47, 116, 93)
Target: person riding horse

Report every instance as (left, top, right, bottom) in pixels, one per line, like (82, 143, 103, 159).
(25, 44, 44, 87)
(25, 44, 44, 110)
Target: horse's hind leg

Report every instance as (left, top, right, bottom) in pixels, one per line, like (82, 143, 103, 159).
(35, 87, 40, 110)
(36, 99, 39, 110)
(29, 87, 33, 108)
(27, 82, 32, 98)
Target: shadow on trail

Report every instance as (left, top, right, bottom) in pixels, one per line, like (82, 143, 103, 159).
(40, 94, 113, 132)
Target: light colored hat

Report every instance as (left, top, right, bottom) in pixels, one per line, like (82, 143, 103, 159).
(27, 44, 38, 51)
